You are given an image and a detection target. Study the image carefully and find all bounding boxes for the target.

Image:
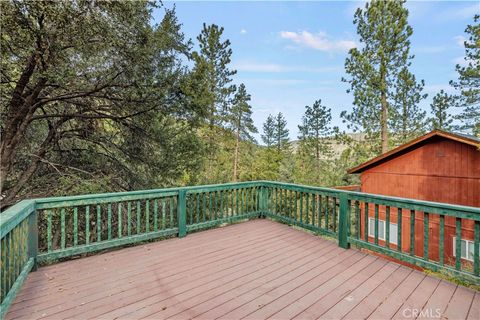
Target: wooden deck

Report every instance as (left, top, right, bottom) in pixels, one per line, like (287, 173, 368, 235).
(6, 219, 479, 320)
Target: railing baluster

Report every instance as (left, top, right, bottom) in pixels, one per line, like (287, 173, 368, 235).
(333, 197, 337, 232)
(293, 191, 298, 220)
(474, 220, 479, 276)
(220, 191, 224, 218)
(312, 194, 316, 227)
(118, 203, 123, 238)
(85, 206, 90, 245)
(455, 217, 461, 270)
(73, 207, 78, 246)
(61, 208, 66, 249)
(162, 199, 166, 229)
(374, 204, 379, 245)
(355, 201, 360, 239)
(196, 194, 200, 223)
(107, 203, 112, 240)
(397, 208, 402, 252)
(145, 200, 150, 233)
(364, 203, 368, 242)
(154, 200, 159, 231)
(47, 210, 52, 252)
(170, 197, 174, 226)
(97, 205, 101, 242)
(410, 209, 415, 256)
(300, 192, 304, 223)
(423, 212, 429, 260)
(385, 206, 390, 247)
(439, 214, 444, 265)
(127, 202, 132, 236)
(319, 195, 323, 229)
(136, 201, 141, 234)
(305, 193, 310, 224)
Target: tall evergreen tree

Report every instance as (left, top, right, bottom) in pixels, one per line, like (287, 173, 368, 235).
(391, 68, 428, 144)
(429, 90, 454, 130)
(298, 100, 333, 171)
(274, 113, 290, 153)
(256, 113, 289, 181)
(193, 23, 237, 179)
(194, 23, 237, 125)
(228, 84, 257, 181)
(261, 115, 276, 147)
(342, 0, 414, 154)
(450, 15, 480, 136)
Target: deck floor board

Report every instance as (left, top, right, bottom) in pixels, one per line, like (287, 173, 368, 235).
(6, 219, 479, 320)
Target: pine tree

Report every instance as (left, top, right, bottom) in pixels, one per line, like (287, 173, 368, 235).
(193, 23, 237, 179)
(274, 113, 290, 153)
(228, 84, 257, 181)
(261, 115, 276, 147)
(450, 15, 480, 136)
(298, 99, 332, 164)
(391, 68, 428, 145)
(429, 90, 454, 130)
(256, 113, 290, 180)
(342, 0, 414, 154)
(194, 23, 237, 125)
(298, 99, 333, 179)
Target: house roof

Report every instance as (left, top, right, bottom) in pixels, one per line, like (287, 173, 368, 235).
(347, 130, 480, 174)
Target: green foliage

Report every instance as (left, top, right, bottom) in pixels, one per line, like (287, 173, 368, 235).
(390, 68, 428, 145)
(342, 0, 415, 153)
(228, 83, 257, 181)
(228, 84, 257, 142)
(450, 15, 480, 136)
(298, 99, 333, 161)
(0, 2, 204, 205)
(261, 115, 276, 147)
(194, 23, 237, 125)
(274, 113, 290, 153)
(429, 90, 454, 130)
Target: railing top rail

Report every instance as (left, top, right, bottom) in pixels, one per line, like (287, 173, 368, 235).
(33, 181, 265, 209)
(265, 181, 480, 217)
(0, 199, 35, 238)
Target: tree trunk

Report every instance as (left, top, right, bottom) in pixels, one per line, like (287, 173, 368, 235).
(233, 129, 240, 182)
(381, 93, 389, 153)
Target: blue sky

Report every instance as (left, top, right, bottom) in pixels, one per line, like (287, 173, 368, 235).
(154, 1, 479, 141)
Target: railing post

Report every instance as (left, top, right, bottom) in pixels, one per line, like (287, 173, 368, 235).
(338, 193, 350, 249)
(28, 210, 38, 271)
(177, 190, 187, 238)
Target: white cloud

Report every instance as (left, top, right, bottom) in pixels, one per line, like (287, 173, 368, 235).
(279, 30, 357, 52)
(232, 61, 342, 73)
(240, 29, 247, 35)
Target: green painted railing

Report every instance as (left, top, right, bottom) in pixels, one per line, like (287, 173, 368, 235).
(1, 181, 479, 318)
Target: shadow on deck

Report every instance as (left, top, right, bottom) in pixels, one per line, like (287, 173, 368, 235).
(6, 220, 479, 320)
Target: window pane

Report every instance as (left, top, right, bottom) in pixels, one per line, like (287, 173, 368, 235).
(378, 221, 385, 239)
(467, 241, 474, 261)
(390, 224, 398, 245)
(368, 218, 375, 237)
(461, 240, 467, 259)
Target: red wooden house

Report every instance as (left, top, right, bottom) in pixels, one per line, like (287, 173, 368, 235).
(348, 130, 479, 266)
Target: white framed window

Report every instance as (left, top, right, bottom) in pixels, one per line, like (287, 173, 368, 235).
(452, 237, 475, 262)
(368, 218, 398, 245)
